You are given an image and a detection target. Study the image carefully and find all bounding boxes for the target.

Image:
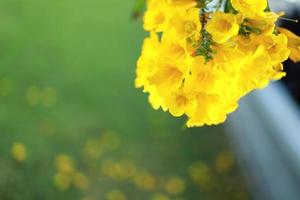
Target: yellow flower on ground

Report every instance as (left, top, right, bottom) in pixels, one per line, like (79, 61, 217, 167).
(106, 190, 127, 200)
(215, 151, 235, 174)
(101, 160, 137, 180)
(26, 86, 40, 106)
(164, 176, 186, 195)
(134, 171, 157, 191)
(72, 172, 90, 190)
(54, 154, 75, 174)
(41, 87, 57, 107)
(188, 162, 212, 188)
(84, 138, 103, 159)
(206, 12, 239, 44)
(54, 172, 72, 191)
(11, 142, 27, 162)
(150, 193, 170, 200)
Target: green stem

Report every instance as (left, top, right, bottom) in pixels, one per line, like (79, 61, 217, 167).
(224, 0, 237, 14)
(265, 0, 271, 12)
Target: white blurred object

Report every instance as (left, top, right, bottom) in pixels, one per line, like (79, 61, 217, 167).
(226, 83, 300, 200)
(269, 0, 300, 12)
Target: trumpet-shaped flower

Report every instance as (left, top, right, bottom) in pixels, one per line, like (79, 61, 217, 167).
(231, 0, 268, 18)
(278, 27, 300, 63)
(206, 12, 239, 44)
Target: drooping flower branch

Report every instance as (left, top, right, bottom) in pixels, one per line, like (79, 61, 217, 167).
(135, 0, 300, 127)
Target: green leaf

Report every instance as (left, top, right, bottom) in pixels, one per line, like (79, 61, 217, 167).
(224, 0, 237, 14)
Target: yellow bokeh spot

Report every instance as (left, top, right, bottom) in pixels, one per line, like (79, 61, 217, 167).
(106, 190, 127, 200)
(54, 154, 75, 174)
(100, 131, 121, 151)
(54, 172, 72, 191)
(215, 151, 235, 174)
(84, 138, 103, 159)
(41, 87, 57, 107)
(134, 171, 157, 191)
(11, 142, 27, 162)
(72, 172, 90, 190)
(26, 86, 57, 107)
(101, 160, 137, 180)
(0, 78, 12, 96)
(150, 193, 170, 200)
(164, 176, 186, 195)
(26, 86, 40, 106)
(188, 162, 212, 188)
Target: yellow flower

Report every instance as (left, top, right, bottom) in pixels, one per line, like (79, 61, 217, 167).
(187, 93, 236, 127)
(144, 0, 170, 32)
(135, 32, 160, 89)
(243, 12, 282, 36)
(236, 35, 259, 53)
(168, 7, 201, 40)
(160, 31, 190, 65)
(278, 27, 300, 63)
(164, 88, 197, 117)
(148, 86, 166, 110)
(136, 0, 297, 127)
(84, 138, 103, 159)
(11, 142, 27, 162)
(259, 34, 290, 65)
(231, 0, 268, 17)
(206, 12, 239, 44)
(168, 0, 196, 8)
(148, 58, 185, 96)
(239, 45, 272, 91)
(184, 57, 226, 94)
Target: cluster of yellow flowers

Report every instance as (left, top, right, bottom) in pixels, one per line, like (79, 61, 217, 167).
(135, 0, 300, 127)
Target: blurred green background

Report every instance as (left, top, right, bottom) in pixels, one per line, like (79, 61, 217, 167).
(0, 0, 249, 199)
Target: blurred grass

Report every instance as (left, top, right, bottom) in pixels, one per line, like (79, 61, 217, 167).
(0, 0, 249, 200)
